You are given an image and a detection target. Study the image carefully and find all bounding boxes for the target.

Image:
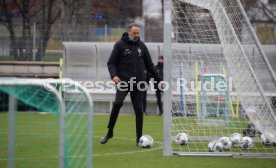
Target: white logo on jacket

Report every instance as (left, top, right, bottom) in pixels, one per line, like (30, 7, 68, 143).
(137, 48, 142, 57)
(123, 48, 132, 55)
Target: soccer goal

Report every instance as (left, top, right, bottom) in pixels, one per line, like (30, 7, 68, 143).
(0, 78, 93, 168)
(163, 0, 276, 157)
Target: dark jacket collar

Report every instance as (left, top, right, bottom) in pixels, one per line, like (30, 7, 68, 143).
(121, 32, 140, 44)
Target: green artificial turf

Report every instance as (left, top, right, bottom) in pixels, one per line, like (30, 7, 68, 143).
(0, 113, 276, 168)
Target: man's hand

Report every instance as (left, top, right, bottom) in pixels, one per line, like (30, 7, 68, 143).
(112, 76, 121, 85)
(159, 81, 165, 89)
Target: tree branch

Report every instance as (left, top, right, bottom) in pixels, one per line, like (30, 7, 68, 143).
(51, 10, 61, 24)
(13, 0, 25, 18)
(256, 0, 276, 22)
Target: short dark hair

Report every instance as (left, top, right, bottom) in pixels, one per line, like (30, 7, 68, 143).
(127, 23, 140, 31)
(158, 55, 164, 60)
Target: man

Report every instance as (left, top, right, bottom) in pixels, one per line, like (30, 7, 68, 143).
(154, 55, 164, 115)
(143, 56, 164, 115)
(100, 23, 162, 145)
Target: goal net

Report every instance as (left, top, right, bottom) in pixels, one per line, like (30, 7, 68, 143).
(0, 78, 93, 168)
(163, 0, 276, 157)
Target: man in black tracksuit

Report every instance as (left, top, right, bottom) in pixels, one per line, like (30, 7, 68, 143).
(100, 23, 162, 145)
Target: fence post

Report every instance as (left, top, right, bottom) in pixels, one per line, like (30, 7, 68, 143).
(32, 22, 36, 61)
(105, 24, 108, 42)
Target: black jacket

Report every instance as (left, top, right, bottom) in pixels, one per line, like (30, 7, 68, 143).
(107, 33, 161, 84)
(146, 63, 163, 87)
(155, 63, 163, 80)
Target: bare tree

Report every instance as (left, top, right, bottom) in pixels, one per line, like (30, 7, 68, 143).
(70, 0, 91, 41)
(14, 0, 38, 60)
(0, 0, 18, 59)
(242, 0, 276, 43)
(59, 0, 81, 41)
(0, 0, 61, 61)
(35, 0, 60, 61)
(243, 0, 276, 23)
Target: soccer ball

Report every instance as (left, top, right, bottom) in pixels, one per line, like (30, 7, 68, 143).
(219, 137, 232, 150)
(239, 136, 254, 149)
(260, 132, 276, 146)
(138, 135, 154, 148)
(243, 123, 256, 137)
(175, 132, 189, 145)
(208, 140, 223, 152)
(229, 133, 242, 147)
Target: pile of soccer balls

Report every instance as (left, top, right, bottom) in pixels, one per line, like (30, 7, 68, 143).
(138, 131, 276, 150)
(208, 133, 254, 152)
(173, 132, 256, 152)
(207, 131, 276, 152)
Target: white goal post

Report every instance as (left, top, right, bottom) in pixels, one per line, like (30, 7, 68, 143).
(163, 0, 276, 157)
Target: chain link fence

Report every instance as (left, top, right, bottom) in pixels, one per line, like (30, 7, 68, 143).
(0, 23, 162, 61)
(0, 22, 275, 61)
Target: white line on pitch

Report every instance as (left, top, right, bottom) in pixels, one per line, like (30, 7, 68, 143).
(0, 135, 163, 160)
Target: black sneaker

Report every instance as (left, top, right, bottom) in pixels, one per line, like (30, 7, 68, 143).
(100, 134, 113, 144)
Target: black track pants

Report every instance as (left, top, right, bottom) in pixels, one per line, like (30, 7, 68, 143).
(107, 87, 144, 142)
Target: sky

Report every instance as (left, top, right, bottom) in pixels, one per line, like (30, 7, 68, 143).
(143, 0, 162, 18)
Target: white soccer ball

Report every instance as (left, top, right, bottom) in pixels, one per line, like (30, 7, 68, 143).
(229, 133, 242, 147)
(219, 136, 232, 150)
(208, 140, 223, 152)
(239, 136, 254, 149)
(175, 132, 189, 145)
(260, 132, 276, 146)
(138, 135, 154, 148)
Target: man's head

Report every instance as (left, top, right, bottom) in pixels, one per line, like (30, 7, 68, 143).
(158, 55, 164, 65)
(127, 23, 140, 42)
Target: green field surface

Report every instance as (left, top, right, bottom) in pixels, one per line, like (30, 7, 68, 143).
(0, 112, 276, 168)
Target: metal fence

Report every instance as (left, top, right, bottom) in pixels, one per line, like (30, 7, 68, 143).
(0, 23, 158, 61)
(0, 22, 275, 61)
